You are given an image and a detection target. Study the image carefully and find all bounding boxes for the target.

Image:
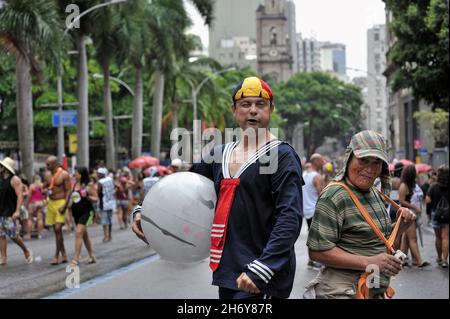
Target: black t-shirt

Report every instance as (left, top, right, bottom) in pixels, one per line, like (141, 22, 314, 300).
(427, 184, 448, 212)
(0, 176, 17, 218)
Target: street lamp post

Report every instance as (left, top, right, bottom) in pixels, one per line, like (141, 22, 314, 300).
(57, 65, 64, 163)
(62, 0, 129, 167)
(93, 73, 135, 96)
(92, 73, 134, 167)
(191, 67, 236, 123)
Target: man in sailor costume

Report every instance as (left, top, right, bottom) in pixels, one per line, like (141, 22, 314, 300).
(132, 77, 304, 299)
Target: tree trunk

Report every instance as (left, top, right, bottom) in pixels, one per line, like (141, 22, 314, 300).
(15, 57, 34, 181)
(76, 34, 89, 168)
(131, 64, 143, 159)
(171, 93, 178, 132)
(151, 67, 165, 159)
(102, 58, 116, 170)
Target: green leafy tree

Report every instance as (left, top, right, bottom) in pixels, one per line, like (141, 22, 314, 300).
(386, 0, 449, 109)
(0, 53, 17, 144)
(56, 0, 98, 168)
(91, 4, 126, 169)
(0, 0, 63, 180)
(414, 108, 449, 147)
(275, 72, 363, 157)
(147, 0, 214, 159)
(116, 0, 152, 159)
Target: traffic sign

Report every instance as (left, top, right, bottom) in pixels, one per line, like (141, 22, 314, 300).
(52, 110, 77, 127)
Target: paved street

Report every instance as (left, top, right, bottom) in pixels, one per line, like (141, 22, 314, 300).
(1, 216, 447, 299)
(0, 222, 155, 299)
(34, 221, 449, 299)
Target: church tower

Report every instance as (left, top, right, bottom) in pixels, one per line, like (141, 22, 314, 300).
(256, 0, 294, 83)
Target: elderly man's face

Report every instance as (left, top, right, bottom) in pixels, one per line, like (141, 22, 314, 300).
(347, 155, 383, 191)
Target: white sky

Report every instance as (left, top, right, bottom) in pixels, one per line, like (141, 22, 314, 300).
(185, 0, 386, 78)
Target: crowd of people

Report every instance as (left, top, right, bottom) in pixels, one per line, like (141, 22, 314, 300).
(0, 156, 183, 266)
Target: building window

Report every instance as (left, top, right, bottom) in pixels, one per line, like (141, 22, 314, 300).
(374, 33, 379, 41)
(270, 26, 277, 45)
(221, 39, 234, 48)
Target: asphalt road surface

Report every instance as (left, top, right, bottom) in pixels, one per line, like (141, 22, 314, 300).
(36, 221, 449, 299)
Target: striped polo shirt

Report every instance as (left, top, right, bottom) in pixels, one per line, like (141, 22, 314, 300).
(307, 181, 393, 291)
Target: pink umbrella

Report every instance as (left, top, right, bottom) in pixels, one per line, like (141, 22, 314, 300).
(389, 159, 415, 171)
(399, 159, 414, 166)
(129, 156, 159, 169)
(415, 163, 432, 174)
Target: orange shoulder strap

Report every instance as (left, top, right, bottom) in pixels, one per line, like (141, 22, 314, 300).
(375, 188, 403, 248)
(327, 182, 401, 254)
(327, 182, 403, 300)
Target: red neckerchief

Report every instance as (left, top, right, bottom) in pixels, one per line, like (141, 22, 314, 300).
(209, 140, 281, 272)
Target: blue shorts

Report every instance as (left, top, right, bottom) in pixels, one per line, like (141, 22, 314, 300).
(431, 211, 449, 229)
(100, 210, 113, 225)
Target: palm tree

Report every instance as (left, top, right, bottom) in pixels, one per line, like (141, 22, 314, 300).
(56, 0, 94, 169)
(145, 0, 187, 159)
(116, 0, 214, 159)
(91, 5, 125, 170)
(117, 0, 152, 160)
(147, 0, 215, 159)
(165, 55, 223, 131)
(0, 0, 63, 180)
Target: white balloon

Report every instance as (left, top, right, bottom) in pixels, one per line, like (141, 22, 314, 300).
(141, 172, 216, 263)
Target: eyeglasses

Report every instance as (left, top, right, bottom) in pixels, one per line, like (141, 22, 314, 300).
(356, 157, 383, 167)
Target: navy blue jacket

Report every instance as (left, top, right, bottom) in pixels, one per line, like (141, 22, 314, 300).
(190, 142, 303, 298)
